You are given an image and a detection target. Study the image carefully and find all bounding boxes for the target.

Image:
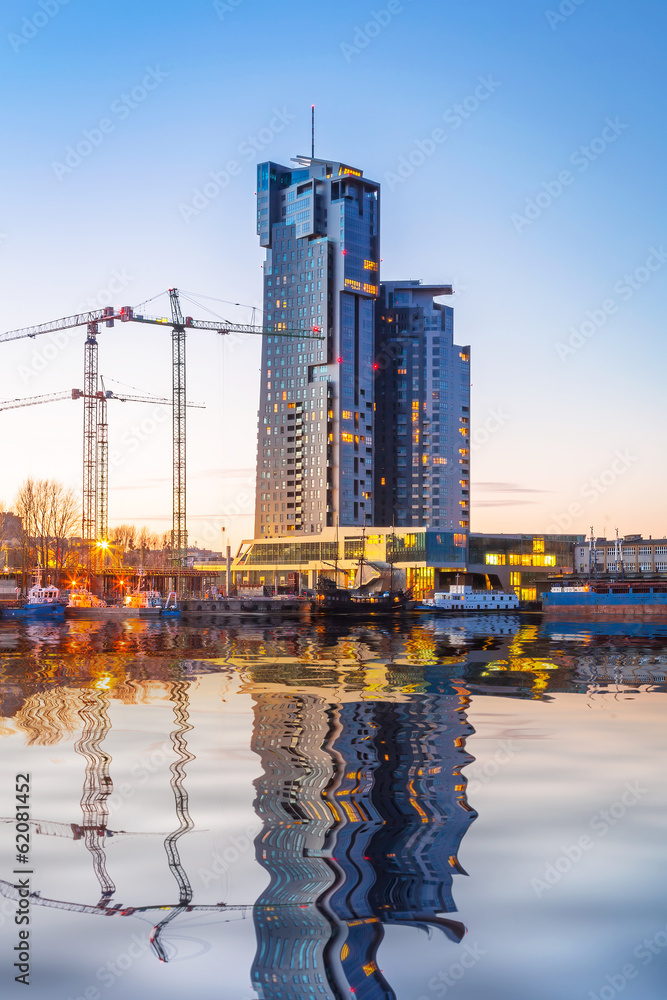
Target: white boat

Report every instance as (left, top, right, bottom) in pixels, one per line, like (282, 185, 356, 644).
(415, 584, 520, 613)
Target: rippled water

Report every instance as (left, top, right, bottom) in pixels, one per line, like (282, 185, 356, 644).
(1, 614, 666, 1000)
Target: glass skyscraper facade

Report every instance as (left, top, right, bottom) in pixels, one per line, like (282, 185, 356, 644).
(374, 281, 471, 531)
(249, 674, 476, 999)
(254, 156, 380, 537)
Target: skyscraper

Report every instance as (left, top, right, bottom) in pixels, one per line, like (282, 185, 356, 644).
(254, 156, 380, 537)
(374, 281, 471, 530)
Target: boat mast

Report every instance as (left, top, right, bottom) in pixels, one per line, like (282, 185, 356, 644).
(334, 514, 339, 588)
(389, 516, 395, 593)
(357, 516, 367, 592)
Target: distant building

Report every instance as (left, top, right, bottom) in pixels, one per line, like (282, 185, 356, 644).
(231, 527, 581, 600)
(468, 532, 584, 600)
(574, 535, 667, 577)
(254, 155, 380, 538)
(233, 525, 467, 598)
(374, 281, 470, 532)
(0, 512, 22, 547)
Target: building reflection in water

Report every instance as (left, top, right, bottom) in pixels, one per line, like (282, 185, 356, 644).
(250, 673, 477, 999)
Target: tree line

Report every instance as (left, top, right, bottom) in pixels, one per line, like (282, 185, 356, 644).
(1, 478, 175, 582)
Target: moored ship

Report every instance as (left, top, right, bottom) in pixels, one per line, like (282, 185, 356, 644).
(0, 570, 66, 620)
(65, 588, 162, 619)
(310, 578, 411, 616)
(543, 582, 667, 618)
(178, 593, 305, 618)
(414, 584, 519, 614)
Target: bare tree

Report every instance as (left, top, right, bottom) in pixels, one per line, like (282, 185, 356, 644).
(13, 478, 81, 585)
(110, 524, 136, 555)
(48, 482, 79, 583)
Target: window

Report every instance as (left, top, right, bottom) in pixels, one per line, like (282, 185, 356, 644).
(485, 554, 506, 566)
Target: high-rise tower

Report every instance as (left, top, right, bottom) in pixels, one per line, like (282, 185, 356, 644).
(374, 281, 471, 530)
(254, 156, 380, 536)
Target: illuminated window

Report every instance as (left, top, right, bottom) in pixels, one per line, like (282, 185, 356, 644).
(381, 478, 386, 485)
(485, 554, 506, 566)
(510, 572, 521, 587)
(342, 410, 352, 419)
(345, 278, 362, 290)
(363, 283, 378, 295)
(363, 260, 379, 271)
(533, 538, 545, 554)
(432, 457, 447, 465)
(341, 432, 353, 443)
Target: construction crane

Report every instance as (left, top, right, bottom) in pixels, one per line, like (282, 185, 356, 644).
(0, 383, 204, 558)
(1, 291, 323, 570)
(74, 688, 116, 905)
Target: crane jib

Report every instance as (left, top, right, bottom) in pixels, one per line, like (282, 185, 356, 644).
(0, 287, 324, 572)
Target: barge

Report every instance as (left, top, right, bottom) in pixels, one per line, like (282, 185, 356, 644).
(178, 595, 305, 618)
(543, 582, 667, 618)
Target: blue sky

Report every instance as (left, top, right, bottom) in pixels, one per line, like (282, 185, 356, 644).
(1, 0, 665, 549)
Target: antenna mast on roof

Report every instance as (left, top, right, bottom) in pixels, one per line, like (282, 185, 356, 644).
(311, 104, 315, 159)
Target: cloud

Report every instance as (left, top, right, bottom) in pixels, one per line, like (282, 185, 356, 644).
(473, 482, 554, 494)
(472, 499, 539, 508)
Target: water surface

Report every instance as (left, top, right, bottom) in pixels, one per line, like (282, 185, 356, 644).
(1, 615, 665, 999)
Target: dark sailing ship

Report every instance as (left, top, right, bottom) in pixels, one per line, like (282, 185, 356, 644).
(311, 524, 411, 615)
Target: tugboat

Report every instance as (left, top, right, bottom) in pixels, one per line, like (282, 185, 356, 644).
(0, 568, 66, 620)
(65, 578, 162, 619)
